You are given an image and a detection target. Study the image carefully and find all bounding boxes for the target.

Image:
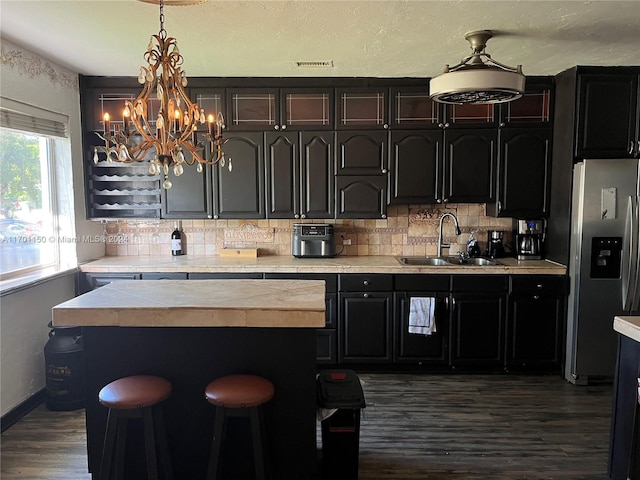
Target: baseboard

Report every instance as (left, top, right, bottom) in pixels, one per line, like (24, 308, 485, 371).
(1, 389, 46, 433)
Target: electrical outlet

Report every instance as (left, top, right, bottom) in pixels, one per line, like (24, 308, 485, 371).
(343, 238, 351, 245)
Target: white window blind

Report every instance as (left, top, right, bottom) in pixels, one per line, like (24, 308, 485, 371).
(0, 98, 68, 138)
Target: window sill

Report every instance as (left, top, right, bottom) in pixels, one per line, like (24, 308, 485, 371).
(0, 263, 78, 297)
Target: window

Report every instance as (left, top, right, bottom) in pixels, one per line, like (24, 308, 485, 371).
(0, 100, 69, 277)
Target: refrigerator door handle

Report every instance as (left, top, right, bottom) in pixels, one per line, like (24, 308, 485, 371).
(631, 195, 640, 311)
(622, 195, 640, 311)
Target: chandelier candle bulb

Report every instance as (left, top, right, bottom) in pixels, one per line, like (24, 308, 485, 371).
(103, 113, 110, 135)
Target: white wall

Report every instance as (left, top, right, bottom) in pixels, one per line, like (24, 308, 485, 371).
(0, 39, 105, 416)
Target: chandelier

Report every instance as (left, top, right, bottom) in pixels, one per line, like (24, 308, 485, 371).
(92, 0, 227, 189)
(429, 30, 525, 105)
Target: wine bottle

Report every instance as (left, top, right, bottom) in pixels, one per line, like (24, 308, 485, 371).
(171, 221, 183, 256)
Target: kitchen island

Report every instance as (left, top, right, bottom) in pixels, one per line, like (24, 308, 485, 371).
(52, 279, 326, 480)
(609, 316, 640, 480)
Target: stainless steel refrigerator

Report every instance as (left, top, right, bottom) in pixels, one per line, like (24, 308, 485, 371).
(565, 159, 640, 385)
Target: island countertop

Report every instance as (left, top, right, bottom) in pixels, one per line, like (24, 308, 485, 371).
(52, 279, 326, 328)
(79, 255, 567, 275)
(614, 316, 640, 343)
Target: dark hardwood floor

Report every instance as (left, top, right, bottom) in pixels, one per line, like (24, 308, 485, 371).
(1, 373, 612, 480)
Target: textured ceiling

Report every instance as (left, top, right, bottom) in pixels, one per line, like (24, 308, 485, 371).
(1, 0, 639, 78)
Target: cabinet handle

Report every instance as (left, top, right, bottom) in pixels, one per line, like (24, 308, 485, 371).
(533, 295, 540, 300)
(274, 125, 280, 130)
(444, 123, 450, 128)
(363, 280, 369, 286)
(537, 284, 543, 289)
(436, 199, 442, 203)
(363, 293, 369, 298)
(294, 214, 300, 219)
(301, 214, 306, 219)
(381, 168, 388, 174)
(383, 123, 389, 129)
(637, 140, 640, 157)
(208, 215, 212, 219)
(438, 123, 444, 128)
(381, 214, 387, 219)
(213, 214, 219, 219)
(282, 125, 287, 130)
(497, 200, 502, 214)
(500, 122, 506, 128)
(630, 141, 635, 156)
(443, 198, 449, 203)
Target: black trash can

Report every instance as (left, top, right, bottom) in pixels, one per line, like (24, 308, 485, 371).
(44, 322, 85, 411)
(317, 370, 366, 480)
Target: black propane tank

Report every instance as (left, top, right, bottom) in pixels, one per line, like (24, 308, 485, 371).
(44, 322, 85, 411)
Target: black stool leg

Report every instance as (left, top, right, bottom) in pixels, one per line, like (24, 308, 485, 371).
(142, 406, 159, 480)
(114, 416, 128, 480)
(99, 408, 119, 480)
(207, 406, 227, 480)
(153, 404, 173, 480)
(249, 406, 268, 480)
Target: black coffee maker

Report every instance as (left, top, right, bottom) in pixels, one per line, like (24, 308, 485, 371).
(515, 219, 544, 260)
(487, 230, 505, 258)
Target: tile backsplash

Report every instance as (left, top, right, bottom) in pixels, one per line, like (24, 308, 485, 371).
(103, 204, 515, 257)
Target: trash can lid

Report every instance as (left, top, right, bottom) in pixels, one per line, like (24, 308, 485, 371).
(317, 369, 365, 409)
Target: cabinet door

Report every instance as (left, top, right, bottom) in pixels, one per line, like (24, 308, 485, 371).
(507, 294, 563, 370)
(444, 103, 498, 128)
(394, 292, 449, 364)
(317, 293, 338, 364)
(390, 87, 441, 129)
(339, 292, 393, 363)
(450, 292, 506, 367)
(491, 128, 552, 218)
(576, 73, 639, 158)
(336, 88, 388, 130)
(335, 176, 387, 219)
(265, 131, 299, 218)
(281, 89, 334, 130)
(336, 131, 388, 175)
(498, 79, 553, 128)
(388, 130, 440, 204)
(162, 136, 213, 219)
(226, 88, 279, 131)
(213, 132, 265, 218)
(300, 132, 334, 219)
(443, 129, 497, 203)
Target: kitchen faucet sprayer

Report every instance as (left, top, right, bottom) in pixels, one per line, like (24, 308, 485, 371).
(437, 213, 462, 257)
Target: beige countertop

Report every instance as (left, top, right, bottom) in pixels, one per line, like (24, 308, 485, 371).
(52, 279, 326, 328)
(614, 316, 640, 343)
(79, 255, 567, 275)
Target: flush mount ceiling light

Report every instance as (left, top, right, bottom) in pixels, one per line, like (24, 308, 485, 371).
(429, 30, 525, 105)
(93, 0, 227, 190)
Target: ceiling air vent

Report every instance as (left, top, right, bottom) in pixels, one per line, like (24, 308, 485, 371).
(294, 61, 334, 69)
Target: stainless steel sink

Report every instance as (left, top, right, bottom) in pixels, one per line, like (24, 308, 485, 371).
(397, 257, 452, 266)
(443, 256, 499, 266)
(397, 256, 499, 266)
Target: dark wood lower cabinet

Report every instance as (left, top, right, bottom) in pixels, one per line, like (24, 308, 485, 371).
(394, 292, 449, 365)
(339, 292, 393, 363)
(78, 272, 565, 372)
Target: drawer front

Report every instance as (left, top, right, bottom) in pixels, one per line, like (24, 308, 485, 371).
(394, 274, 451, 292)
(510, 275, 568, 295)
(339, 274, 393, 292)
(451, 275, 508, 292)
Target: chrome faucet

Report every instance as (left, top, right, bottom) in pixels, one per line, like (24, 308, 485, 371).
(437, 212, 462, 257)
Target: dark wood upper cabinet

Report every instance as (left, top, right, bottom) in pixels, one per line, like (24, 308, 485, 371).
(336, 131, 388, 175)
(265, 132, 299, 218)
(443, 103, 498, 128)
(213, 132, 265, 219)
(389, 87, 441, 129)
(575, 73, 640, 158)
(336, 176, 387, 219)
(499, 84, 553, 127)
(487, 128, 552, 218)
(336, 87, 389, 130)
(388, 130, 440, 204)
(226, 87, 334, 132)
(300, 132, 334, 219)
(442, 129, 497, 204)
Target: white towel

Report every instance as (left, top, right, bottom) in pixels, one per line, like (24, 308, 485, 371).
(409, 297, 436, 335)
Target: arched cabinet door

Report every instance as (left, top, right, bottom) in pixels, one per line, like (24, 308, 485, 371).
(335, 176, 387, 219)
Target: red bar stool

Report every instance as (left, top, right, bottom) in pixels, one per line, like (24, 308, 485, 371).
(98, 375, 173, 480)
(204, 374, 275, 480)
